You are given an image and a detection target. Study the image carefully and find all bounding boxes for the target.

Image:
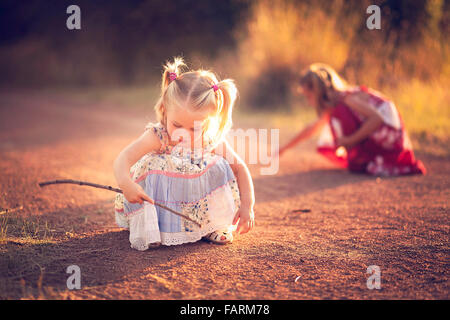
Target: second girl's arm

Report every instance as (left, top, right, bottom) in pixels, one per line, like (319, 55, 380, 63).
(279, 111, 330, 155)
(338, 93, 384, 148)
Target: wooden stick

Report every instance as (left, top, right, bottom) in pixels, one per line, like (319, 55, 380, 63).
(39, 179, 123, 193)
(38, 179, 201, 227)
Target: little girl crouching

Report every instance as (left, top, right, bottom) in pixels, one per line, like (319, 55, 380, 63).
(113, 57, 255, 250)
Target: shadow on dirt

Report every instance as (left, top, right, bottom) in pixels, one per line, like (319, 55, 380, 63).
(0, 200, 218, 299)
(253, 168, 375, 202)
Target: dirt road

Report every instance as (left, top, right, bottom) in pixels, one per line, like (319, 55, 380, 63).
(0, 89, 448, 299)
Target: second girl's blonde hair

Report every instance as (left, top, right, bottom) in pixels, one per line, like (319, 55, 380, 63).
(153, 57, 238, 147)
(299, 63, 349, 115)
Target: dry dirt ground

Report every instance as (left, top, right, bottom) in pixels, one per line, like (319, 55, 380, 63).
(0, 89, 448, 300)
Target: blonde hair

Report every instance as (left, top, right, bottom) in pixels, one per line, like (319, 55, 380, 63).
(153, 57, 238, 147)
(299, 63, 349, 115)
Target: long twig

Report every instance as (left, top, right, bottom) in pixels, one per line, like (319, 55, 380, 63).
(39, 179, 122, 193)
(38, 179, 201, 227)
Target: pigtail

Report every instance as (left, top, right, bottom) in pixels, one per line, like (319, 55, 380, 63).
(154, 57, 186, 125)
(161, 57, 186, 92)
(211, 79, 238, 144)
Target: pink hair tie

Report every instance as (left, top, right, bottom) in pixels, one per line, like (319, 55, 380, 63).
(169, 72, 177, 81)
(212, 84, 219, 92)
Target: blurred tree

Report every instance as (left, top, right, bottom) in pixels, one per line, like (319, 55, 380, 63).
(0, 0, 249, 87)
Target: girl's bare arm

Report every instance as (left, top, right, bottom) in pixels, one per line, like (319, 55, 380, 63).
(113, 129, 161, 203)
(279, 112, 330, 155)
(213, 139, 255, 234)
(339, 93, 383, 148)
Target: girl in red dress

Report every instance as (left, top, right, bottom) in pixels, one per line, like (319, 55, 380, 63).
(279, 63, 426, 176)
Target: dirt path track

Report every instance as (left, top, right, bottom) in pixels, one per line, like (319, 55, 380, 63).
(0, 90, 448, 299)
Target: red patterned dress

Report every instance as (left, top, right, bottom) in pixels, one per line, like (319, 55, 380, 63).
(317, 85, 426, 176)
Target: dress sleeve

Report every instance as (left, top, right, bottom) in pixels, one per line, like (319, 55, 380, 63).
(144, 122, 169, 152)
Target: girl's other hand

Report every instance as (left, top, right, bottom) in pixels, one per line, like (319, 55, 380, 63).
(233, 207, 255, 235)
(121, 180, 154, 205)
(336, 136, 354, 149)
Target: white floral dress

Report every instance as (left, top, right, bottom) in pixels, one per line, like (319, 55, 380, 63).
(114, 122, 241, 250)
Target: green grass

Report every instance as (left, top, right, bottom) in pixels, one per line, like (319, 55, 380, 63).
(0, 211, 55, 245)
